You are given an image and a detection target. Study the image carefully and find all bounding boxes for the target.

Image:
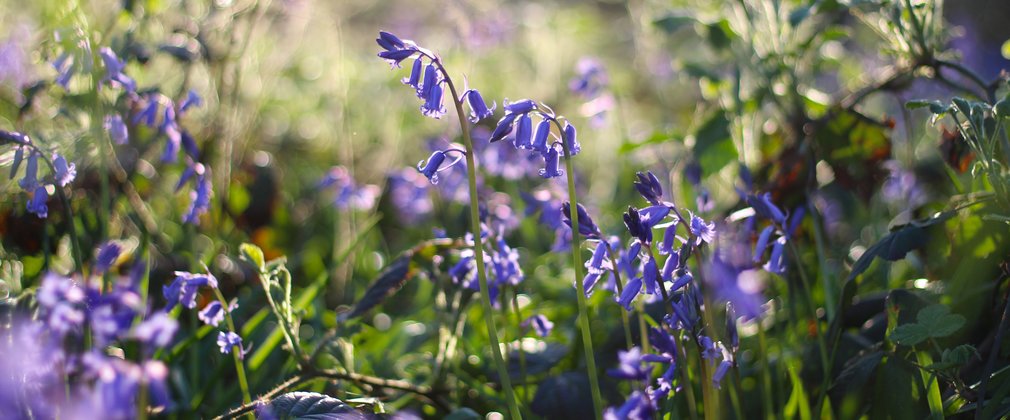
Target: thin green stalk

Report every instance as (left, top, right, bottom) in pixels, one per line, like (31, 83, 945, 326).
(214, 289, 253, 418)
(510, 289, 529, 408)
(437, 64, 521, 419)
(602, 241, 635, 350)
(786, 239, 832, 415)
(562, 141, 604, 419)
(757, 320, 777, 420)
(675, 330, 700, 420)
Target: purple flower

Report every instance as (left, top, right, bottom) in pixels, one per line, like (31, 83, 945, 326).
(27, 185, 48, 218)
(503, 98, 536, 114)
(18, 150, 38, 191)
(618, 276, 643, 311)
(523, 314, 554, 337)
(464, 89, 495, 122)
(420, 81, 446, 119)
(623, 207, 653, 245)
(569, 57, 608, 99)
(514, 113, 533, 149)
(706, 252, 766, 319)
(607, 347, 650, 382)
(216, 331, 248, 358)
(48, 303, 85, 335)
(532, 118, 551, 153)
(163, 270, 219, 310)
(489, 113, 518, 143)
(198, 301, 228, 327)
(690, 214, 715, 245)
(416, 149, 464, 184)
(634, 171, 664, 205)
(753, 225, 775, 263)
(52, 153, 76, 187)
(94, 242, 122, 274)
(561, 202, 601, 239)
(644, 327, 678, 399)
(604, 391, 655, 420)
(133, 96, 159, 127)
(538, 145, 563, 178)
(99, 47, 136, 92)
(763, 237, 787, 275)
(661, 252, 679, 282)
(178, 90, 202, 114)
(133, 312, 178, 349)
(746, 193, 786, 225)
(104, 114, 129, 145)
(183, 173, 212, 224)
(562, 122, 580, 156)
(402, 58, 423, 91)
(52, 52, 74, 88)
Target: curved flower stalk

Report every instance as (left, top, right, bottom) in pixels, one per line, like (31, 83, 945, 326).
(377, 31, 520, 419)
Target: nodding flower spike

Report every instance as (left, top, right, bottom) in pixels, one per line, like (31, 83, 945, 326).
(489, 113, 518, 143)
(53, 153, 76, 187)
(417, 150, 447, 183)
(27, 186, 48, 218)
(464, 89, 495, 123)
(532, 118, 551, 153)
(105, 114, 129, 145)
(0, 130, 30, 146)
(563, 122, 580, 156)
(503, 98, 536, 115)
(634, 171, 664, 205)
(623, 207, 653, 245)
(514, 113, 533, 149)
(539, 145, 563, 178)
(418, 63, 439, 100)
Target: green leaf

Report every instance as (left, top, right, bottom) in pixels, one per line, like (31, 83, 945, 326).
(916, 305, 966, 339)
(239, 243, 266, 272)
(789, 5, 813, 27)
(890, 323, 930, 346)
(653, 13, 696, 33)
(847, 212, 953, 282)
(692, 111, 737, 175)
(995, 98, 1010, 119)
(266, 392, 358, 418)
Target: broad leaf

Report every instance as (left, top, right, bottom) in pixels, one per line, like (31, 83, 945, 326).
(890, 324, 929, 347)
(265, 392, 363, 419)
(692, 111, 737, 176)
(916, 305, 966, 339)
(847, 212, 953, 282)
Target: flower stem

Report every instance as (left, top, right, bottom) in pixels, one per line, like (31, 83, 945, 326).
(439, 67, 521, 419)
(214, 288, 253, 417)
(561, 144, 604, 419)
(510, 288, 529, 407)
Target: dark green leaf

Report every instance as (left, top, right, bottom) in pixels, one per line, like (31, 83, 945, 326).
(339, 255, 412, 321)
(890, 324, 929, 346)
(830, 350, 884, 398)
(692, 111, 737, 175)
(847, 212, 953, 282)
(266, 392, 364, 419)
(916, 305, 966, 338)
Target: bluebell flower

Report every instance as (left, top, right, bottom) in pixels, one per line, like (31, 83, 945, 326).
(562, 122, 580, 156)
(376, 31, 407, 51)
(712, 359, 732, 389)
(607, 347, 649, 382)
(569, 57, 608, 98)
(638, 205, 671, 229)
(585, 240, 610, 274)
(642, 258, 659, 295)
(52, 52, 74, 88)
(464, 89, 495, 122)
(0, 130, 30, 145)
(689, 214, 715, 245)
(216, 331, 250, 359)
(666, 288, 699, 331)
(503, 98, 536, 114)
(387, 169, 434, 223)
(661, 252, 679, 282)
(489, 113, 518, 143)
(94, 242, 122, 274)
(787, 205, 805, 238)
(134, 97, 159, 127)
(634, 171, 664, 205)
(523, 314, 554, 337)
(198, 300, 237, 327)
(52, 153, 76, 187)
(658, 224, 680, 255)
(133, 312, 178, 349)
(98, 47, 136, 92)
(753, 225, 775, 263)
(763, 237, 787, 275)
(18, 150, 38, 191)
(180, 129, 199, 158)
(104, 114, 129, 145)
(402, 58, 423, 90)
(618, 276, 643, 311)
(183, 173, 212, 224)
(420, 81, 446, 119)
(416, 149, 465, 184)
(623, 207, 653, 245)
(726, 303, 739, 351)
(27, 186, 48, 218)
(644, 327, 678, 399)
(178, 90, 202, 114)
(449, 249, 476, 286)
(669, 270, 693, 293)
(696, 188, 715, 213)
(514, 113, 533, 149)
(538, 145, 563, 178)
(706, 251, 766, 319)
(746, 193, 787, 225)
(532, 118, 551, 153)
(163, 270, 218, 310)
(604, 391, 655, 420)
(418, 63, 439, 100)
(561, 202, 601, 239)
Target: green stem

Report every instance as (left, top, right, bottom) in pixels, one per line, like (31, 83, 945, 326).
(214, 288, 253, 417)
(562, 141, 604, 419)
(437, 62, 521, 419)
(510, 289, 529, 408)
(786, 239, 832, 414)
(757, 320, 777, 420)
(602, 241, 635, 350)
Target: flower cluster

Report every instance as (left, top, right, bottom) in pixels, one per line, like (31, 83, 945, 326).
(163, 269, 249, 358)
(1, 130, 76, 218)
(489, 99, 581, 179)
(0, 245, 177, 418)
(447, 222, 524, 305)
